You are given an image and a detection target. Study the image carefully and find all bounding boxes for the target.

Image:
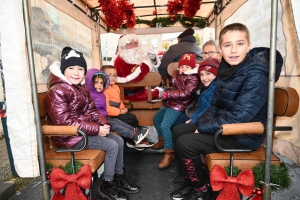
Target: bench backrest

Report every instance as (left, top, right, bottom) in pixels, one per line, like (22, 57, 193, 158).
(117, 72, 163, 109)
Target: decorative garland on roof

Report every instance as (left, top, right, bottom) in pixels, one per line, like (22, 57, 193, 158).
(121, 16, 206, 29)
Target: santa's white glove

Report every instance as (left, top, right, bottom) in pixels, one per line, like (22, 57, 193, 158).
(147, 49, 157, 65)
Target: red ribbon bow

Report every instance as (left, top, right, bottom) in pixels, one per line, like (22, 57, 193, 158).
(210, 164, 254, 200)
(50, 164, 92, 200)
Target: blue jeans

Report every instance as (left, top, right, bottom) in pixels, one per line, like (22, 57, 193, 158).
(108, 117, 135, 139)
(74, 133, 124, 181)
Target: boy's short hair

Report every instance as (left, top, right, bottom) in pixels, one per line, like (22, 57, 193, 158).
(219, 23, 250, 45)
(92, 74, 107, 87)
(101, 65, 116, 72)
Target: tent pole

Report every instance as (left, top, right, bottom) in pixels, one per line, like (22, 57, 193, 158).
(263, 0, 278, 199)
(22, 0, 50, 199)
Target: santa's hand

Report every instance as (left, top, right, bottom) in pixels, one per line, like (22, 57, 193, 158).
(147, 49, 157, 64)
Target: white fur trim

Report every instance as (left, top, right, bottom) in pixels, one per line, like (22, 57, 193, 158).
(143, 60, 153, 71)
(153, 54, 161, 68)
(116, 66, 142, 83)
(49, 61, 85, 85)
(118, 34, 138, 49)
(184, 66, 199, 75)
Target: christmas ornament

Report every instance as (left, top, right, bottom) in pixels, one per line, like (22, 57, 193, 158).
(194, 22, 198, 27)
(153, 10, 157, 15)
(50, 164, 92, 200)
(210, 164, 254, 200)
(170, 17, 174, 22)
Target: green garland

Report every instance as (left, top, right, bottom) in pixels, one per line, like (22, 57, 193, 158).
(121, 16, 206, 29)
(224, 162, 292, 190)
(46, 161, 84, 175)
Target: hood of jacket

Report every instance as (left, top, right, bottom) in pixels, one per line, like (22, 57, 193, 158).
(85, 68, 110, 93)
(180, 35, 196, 43)
(249, 47, 283, 82)
(48, 61, 86, 88)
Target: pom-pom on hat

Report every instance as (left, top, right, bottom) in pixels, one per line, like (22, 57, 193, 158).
(178, 28, 195, 38)
(60, 46, 87, 75)
(198, 58, 220, 77)
(178, 53, 196, 69)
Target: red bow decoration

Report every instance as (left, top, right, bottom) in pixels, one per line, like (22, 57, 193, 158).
(50, 164, 92, 200)
(210, 164, 254, 200)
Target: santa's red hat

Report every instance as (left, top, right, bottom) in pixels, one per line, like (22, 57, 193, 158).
(118, 34, 138, 50)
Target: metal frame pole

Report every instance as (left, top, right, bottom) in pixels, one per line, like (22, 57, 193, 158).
(22, 0, 50, 199)
(263, 0, 278, 199)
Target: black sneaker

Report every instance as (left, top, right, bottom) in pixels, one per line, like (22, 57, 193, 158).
(182, 185, 212, 200)
(170, 183, 194, 200)
(98, 180, 129, 200)
(172, 173, 186, 185)
(132, 127, 149, 144)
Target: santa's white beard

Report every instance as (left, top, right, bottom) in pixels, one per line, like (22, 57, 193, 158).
(118, 48, 150, 64)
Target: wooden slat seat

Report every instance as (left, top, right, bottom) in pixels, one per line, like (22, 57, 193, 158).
(205, 87, 299, 170)
(45, 149, 105, 173)
(206, 146, 280, 170)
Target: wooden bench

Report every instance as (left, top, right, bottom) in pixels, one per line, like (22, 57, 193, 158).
(38, 92, 105, 198)
(205, 87, 299, 170)
(117, 72, 163, 126)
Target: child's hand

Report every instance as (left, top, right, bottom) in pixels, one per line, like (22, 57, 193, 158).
(98, 124, 110, 136)
(121, 108, 128, 114)
(185, 119, 191, 124)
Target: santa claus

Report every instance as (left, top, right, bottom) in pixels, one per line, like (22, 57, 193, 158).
(114, 34, 163, 101)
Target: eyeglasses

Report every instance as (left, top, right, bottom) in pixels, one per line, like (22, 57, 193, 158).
(107, 74, 117, 78)
(203, 51, 219, 57)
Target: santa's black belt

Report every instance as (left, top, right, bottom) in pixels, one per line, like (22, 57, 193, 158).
(124, 89, 140, 96)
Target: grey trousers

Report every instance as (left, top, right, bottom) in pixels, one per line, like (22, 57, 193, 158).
(74, 133, 124, 181)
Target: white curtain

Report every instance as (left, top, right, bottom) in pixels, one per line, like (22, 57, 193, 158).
(0, 0, 40, 177)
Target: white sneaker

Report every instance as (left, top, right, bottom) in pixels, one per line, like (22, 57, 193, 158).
(126, 141, 145, 151)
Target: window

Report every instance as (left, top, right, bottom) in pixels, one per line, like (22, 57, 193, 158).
(152, 37, 158, 47)
(142, 37, 147, 44)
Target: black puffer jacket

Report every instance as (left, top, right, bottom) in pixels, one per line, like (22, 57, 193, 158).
(196, 49, 283, 150)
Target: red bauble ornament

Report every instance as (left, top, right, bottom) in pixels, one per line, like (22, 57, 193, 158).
(170, 18, 174, 22)
(256, 190, 263, 196)
(194, 22, 198, 27)
(153, 10, 157, 15)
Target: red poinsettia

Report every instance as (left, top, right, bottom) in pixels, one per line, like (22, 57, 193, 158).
(183, 0, 202, 18)
(119, 1, 136, 29)
(167, 0, 183, 17)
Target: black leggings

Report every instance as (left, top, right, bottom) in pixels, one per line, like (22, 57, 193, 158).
(173, 124, 245, 189)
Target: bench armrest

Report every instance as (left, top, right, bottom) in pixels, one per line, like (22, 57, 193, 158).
(42, 125, 88, 153)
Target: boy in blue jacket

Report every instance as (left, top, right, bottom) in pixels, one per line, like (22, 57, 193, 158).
(170, 23, 270, 200)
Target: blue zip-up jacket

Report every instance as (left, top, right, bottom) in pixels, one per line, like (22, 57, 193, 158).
(196, 55, 269, 150)
(190, 81, 216, 123)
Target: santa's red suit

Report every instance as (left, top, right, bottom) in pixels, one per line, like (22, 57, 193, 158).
(114, 34, 162, 101)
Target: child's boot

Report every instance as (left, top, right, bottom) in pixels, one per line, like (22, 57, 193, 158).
(98, 180, 129, 200)
(152, 135, 164, 149)
(158, 149, 175, 169)
(114, 173, 141, 194)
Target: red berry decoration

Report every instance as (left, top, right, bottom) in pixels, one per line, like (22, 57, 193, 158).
(194, 22, 198, 27)
(153, 10, 157, 15)
(170, 18, 174, 22)
(257, 190, 263, 196)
